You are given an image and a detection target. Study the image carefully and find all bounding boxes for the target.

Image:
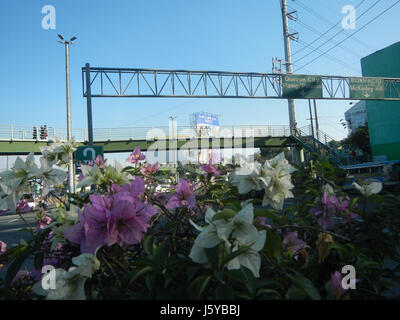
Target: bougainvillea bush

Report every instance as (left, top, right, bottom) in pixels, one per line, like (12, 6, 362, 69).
(0, 142, 399, 300)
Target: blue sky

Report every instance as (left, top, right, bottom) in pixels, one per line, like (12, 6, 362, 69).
(1, 0, 400, 143)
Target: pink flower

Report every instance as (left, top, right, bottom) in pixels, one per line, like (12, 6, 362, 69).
(166, 179, 196, 210)
(0, 241, 7, 255)
(11, 270, 31, 287)
(201, 159, 220, 177)
(141, 162, 159, 175)
(126, 147, 146, 164)
(64, 179, 157, 253)
(112, 177, 145, 198)
(337, 199, 359, 224)
(310, 193, 340, 230)
(94, 155, 107, 168)
(107, 196, 157, 249)
(330, 271, 345, 299)
(258, 217, 272, 229)
(64, 197, 110, 254)
(17, 199, 31, 213)
(78, 172, 84, 182)
(38, 216, 52, 229)
(282, 231, 306, 259)
(311, 193, 359, 230)
(153, 192, 172, 207)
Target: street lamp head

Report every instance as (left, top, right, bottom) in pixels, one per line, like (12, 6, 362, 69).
(58, 34, 65, 41)
(70, 36, 77, 42)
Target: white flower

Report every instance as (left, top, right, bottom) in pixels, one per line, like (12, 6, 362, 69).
(32, 253, 100, 300)
(48, 204, 80, 250)
(32, 158, 67, 197)
(230, 153, 296, 210)
(230, 161, 264, 194)
(77, 160, 129, 189)
(322, 184, 335, 196)
(189, 204, 266, 278)
(353, 180, 383, 197)
(0, 153, 38, 211)
(77, 164, 103, 188)
(40, 139, 77, 167)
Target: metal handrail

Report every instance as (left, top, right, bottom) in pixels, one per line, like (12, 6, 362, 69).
(0, 124, 291, 142)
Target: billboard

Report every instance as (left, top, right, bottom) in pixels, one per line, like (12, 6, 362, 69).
(195, 113, 219, 126)
(191, 112, 221, 164)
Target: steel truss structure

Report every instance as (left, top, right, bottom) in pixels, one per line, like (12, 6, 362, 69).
(82, 65, 400, 100)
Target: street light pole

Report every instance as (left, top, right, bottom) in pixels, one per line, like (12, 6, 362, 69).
(169, 116, 179, 181)
(58, 34, 77, 194)
(280, 0, 299, 164)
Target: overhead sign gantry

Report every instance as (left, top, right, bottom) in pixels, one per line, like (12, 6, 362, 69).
(82, 64, 400, 143)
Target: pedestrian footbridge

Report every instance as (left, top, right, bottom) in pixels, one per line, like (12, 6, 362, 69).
(0, 124, 368, 166)
(0, 124, 296, 155)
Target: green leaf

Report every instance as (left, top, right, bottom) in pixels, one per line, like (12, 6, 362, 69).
(34, 251, 44, 270)
(142, 235, 154, 256)
(285, 286, 308, 299)
(228, 267, 257, 297)
(152, 243, 167, 272)
(5, 251, 30, 289)
(220, 246, 250, 268)
(265, 230, 282, 262)
(254, 210, 282, 224)
(287, 274, 321, 300)
(187, 275, 212, 300)
(216, 284, 234, 300)
(128, 266, 154, 285)
(256, 288, 280, 299)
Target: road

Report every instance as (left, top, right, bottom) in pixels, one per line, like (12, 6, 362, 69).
(0, 211, 37, 279)
(0, 212, 37, 246)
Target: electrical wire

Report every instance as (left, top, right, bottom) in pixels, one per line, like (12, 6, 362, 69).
(293, 0, 382, 65)
(292, 0, 378, 53)
(290, 0, 368, 58)
(296, 39, 360, 73)
(294, 0, 400, 72)
(293, 19, 363, 59)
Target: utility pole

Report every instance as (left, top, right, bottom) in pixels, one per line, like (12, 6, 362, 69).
(280, 0, 299, 164)
(308, 99, 316, 151)
(313, 99, 320, 141)
(169, 116, 178, 180)
(58, 34, 77, 194)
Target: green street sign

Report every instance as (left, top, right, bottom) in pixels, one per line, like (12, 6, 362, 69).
(75, 146, 104, 166)
(282, 75, 323, 99)
(349, 77, 385, 100)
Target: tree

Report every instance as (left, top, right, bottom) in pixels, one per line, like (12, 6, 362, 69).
(341, 124, 371, 155)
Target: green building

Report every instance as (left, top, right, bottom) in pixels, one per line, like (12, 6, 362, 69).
(361, 42, 400, 161)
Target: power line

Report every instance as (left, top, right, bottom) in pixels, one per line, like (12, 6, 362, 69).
(295, 0, 400, 72)
(296, 39, 360, 73)
(291, 0, 368, 58)
(293, 0, 382, 65)
(292, 0, 378, 53)
(293, 19, 363, 59)
(294, 0, 400, 72)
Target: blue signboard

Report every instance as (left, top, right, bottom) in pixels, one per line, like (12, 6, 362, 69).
(195, 113, 219, 126)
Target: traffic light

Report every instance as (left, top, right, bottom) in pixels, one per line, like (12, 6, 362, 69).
(40, 126, 47, 140)
(40, 125, 48, 140)
(32, 127, 37, 140)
